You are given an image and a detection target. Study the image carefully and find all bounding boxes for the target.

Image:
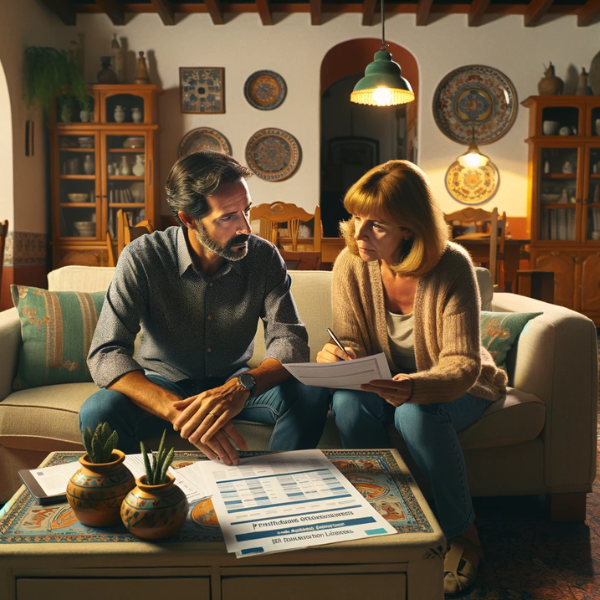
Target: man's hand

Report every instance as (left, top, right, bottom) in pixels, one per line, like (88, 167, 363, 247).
(316, 343, 356, 363)
(172, 378, 249, 465)
(361, 374, 413, 407)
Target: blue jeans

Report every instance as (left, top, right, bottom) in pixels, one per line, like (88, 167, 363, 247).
(331, 389, 491, 539)
(80, 371, 331, 455)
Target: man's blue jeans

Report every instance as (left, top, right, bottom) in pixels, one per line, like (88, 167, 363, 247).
(331, 389, 491, 539)
(79, 371, 331, 454)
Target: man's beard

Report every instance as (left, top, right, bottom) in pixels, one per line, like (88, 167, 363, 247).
(194, 221, 250, 261)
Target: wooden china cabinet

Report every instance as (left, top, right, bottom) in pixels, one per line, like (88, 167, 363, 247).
(48, 84, 161, 268)
(523, 95, 600, 325)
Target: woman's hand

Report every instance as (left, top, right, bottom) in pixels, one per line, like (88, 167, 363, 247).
(361, 374, 413, 407)
(316, 343, 356, 363)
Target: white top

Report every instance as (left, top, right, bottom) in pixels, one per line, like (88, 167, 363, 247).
(386, 311, 417, 374)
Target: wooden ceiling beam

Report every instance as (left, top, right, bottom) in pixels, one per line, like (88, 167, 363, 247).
(361, 0, 377, 25)
(94, 0, 126, 25)
(310, 0, 322, 24)
(524, 0, 555, 26)
(256, 0, 273, 24)
(416, 0, 434, 25)
(38, 0, 77, 25)
(469, 0, 491, 25)
(203, 0, 225, 24)
(150, 0, 176, 24)
(578, 0, 600, 25)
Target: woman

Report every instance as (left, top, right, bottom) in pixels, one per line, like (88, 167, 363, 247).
(317, 160, 507, 596)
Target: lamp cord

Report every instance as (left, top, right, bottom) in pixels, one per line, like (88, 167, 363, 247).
(381, 0, 386, 50)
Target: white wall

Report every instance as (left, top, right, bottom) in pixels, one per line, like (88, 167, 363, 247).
(0, 60, 13, 226)
(10, 7, 600, 224)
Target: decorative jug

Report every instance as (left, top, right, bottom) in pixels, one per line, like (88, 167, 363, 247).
(131, 107, 142, 123)
(538, 62, 564, 95)
(119, 155, 131, 176)
(114, 105, 125, 123)
(83, 155, 95, 175)
(79, 109, 90, 123)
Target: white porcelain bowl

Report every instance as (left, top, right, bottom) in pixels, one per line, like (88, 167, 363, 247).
(73, 221, 96, 236)
(67, 193, 88, 203)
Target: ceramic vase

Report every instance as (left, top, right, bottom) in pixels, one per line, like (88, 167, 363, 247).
(576, 68, 592, 95)
(135, 51, 150, 84)
(110, 34, 125, 83)
(119, 155, 131, 176)
(66, 450, 135, 527)
(595, 119, 600, 136)
(83, 154, 94, 175)
(79, 110, 90, 123)
(97, 56, 118, 84)
(538, 62, 564, 95)
(132, 154, 145, 177)
(131, 107, 142, 123)
(121, 474, 188, 540)
(114, 105, 125, 123)
(60, 103, 73, 124)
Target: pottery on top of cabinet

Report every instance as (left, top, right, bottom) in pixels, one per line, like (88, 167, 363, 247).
(538, 62, 564, 96)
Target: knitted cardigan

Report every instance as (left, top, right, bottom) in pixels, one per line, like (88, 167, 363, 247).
(332, 242, 508, 404)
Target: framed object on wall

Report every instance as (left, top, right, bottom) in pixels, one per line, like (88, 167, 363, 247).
(178, 127, 232, 157)
(245, 128, 301, 182)
(180, 67, 225, 114)
(445, 160, 500, 205)
(244, 70, 287, 111)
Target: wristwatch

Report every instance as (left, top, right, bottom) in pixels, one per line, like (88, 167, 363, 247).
(237, 372, 257, 397)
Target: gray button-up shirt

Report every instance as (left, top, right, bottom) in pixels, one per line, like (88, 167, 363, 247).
(88, 227, 309, 388)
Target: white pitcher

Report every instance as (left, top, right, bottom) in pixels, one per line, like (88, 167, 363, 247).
(132, 154, 145, 177)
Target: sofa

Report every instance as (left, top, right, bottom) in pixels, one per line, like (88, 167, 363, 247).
(0, 265, 597, 519)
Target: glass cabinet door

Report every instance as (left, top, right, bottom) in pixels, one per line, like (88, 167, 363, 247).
(57, 133, 100, 240)
(104, 132, 148, 239)
(537, 146, 579, 242)
(584, 145, 600, 241)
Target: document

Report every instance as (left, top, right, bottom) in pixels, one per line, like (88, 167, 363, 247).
(186, 449, 396, 557)
(283, 352, 392, 391)
(20, 454, 210, 505)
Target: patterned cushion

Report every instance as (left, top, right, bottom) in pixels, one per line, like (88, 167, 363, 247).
(10, 285, 105, 390)
(481, 311, 542, 369)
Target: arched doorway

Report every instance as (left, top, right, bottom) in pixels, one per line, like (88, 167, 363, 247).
(320, 40, 419, 237)
(0, 59, 13, 309)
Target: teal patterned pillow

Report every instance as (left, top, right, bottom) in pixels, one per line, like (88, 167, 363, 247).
(480, 311, 542, 369)
(11, 285, 105, 390)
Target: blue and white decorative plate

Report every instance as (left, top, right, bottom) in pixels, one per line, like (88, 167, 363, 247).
(433, 65, 517, 145)
(244, 71, 287, 111)
(245, 128, 301, 181)
(178, 127, 232, 158)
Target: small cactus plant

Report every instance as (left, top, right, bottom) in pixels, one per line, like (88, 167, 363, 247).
(82, 422, 119, 463)
(141, 430, 175, 485)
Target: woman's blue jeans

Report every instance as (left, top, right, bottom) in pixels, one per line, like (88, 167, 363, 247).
(331, 389, 491, 539)
(79, 371, 331, 455)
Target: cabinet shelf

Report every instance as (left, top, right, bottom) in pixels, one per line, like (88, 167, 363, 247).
(108, 148, 145, 153)
(539, 203, 578, 209)
(108, 203, 145, 208)
(59, 203, 96, 208)
(59, 148, 95, 153)
(541, 174, 577, 179)
(59, 175, 95, 180)
(108, 176, 145, 181)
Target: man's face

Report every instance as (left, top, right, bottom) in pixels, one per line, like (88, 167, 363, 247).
(194, 179, 253, 262)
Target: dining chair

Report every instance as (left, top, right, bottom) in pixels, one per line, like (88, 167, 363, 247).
(250, 202, 322, 252)
(444, 207, 506, 285)
(0, 220, 8, 295)
(279, 250, 321, 271)
(116, 209, 154, 259)
(106, 231, 117, 268)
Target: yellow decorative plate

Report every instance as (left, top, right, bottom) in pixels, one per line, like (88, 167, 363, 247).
(445, 160, 500, 205)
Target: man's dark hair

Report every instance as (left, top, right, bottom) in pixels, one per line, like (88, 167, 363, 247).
(165, 150, 252, 227)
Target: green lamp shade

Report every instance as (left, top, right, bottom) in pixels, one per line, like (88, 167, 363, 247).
(351, 50, 415, 106)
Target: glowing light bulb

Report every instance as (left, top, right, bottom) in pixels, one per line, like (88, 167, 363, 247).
(372, 87, 392, 106)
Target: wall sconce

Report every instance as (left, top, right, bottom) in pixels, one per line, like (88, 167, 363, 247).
(457, 127, 489, 169)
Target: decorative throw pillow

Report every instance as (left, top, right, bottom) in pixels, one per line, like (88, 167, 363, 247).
(11, 285, 105, 390)
(480, 311, 542, 369)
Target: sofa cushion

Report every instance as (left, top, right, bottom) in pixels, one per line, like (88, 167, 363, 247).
(10, 285, 106, 390)
(480, 311, 542, 368)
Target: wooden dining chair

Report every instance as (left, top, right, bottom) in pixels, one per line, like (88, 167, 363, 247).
(250, 202, 322, 252)
(0, 220, 8, 294)
(444, 207, 506, 285)
(116, 209, 154, 259)
(279, 250, 321, 271)
(106, 231, 117, 267)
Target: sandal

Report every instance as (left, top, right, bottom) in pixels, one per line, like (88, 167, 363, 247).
(443, 536, 484, 597)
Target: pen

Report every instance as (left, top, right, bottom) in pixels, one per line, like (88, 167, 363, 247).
(327, 328, 352, 359)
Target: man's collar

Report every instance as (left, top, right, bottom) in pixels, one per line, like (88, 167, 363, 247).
(176, 227, 244, 278)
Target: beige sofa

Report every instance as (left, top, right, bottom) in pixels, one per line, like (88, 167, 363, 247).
(0, 266, 597, 518)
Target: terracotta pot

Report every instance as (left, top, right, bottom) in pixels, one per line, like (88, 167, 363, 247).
(121, 474, 188, 540)
(538, 63, 564, 96)
(67, 449, 135, 527)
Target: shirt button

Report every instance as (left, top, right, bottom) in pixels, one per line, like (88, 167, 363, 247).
(207, 348, 212, 353)
(207, 315, 212, 320)
(209, 283, 213, 287)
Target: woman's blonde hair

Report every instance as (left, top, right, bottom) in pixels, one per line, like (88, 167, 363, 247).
(340, 160, 448, 277)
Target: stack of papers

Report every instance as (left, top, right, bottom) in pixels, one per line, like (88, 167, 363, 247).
(179, 449, 396, 557)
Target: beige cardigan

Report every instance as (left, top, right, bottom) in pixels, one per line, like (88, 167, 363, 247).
(332, 242, 508, 404)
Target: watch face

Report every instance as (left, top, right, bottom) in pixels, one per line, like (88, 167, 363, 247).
(239, 373, 256, 390)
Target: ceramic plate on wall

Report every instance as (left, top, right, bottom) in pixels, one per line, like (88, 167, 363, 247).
(445, 160, 500, 205)
(433, 65, 517, 145)
(245, 128, 301, 181)
(178, 127, 232, 158)
(244, 71, 287, 111)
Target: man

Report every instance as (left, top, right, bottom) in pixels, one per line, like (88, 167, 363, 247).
(81, 151, 330, 465)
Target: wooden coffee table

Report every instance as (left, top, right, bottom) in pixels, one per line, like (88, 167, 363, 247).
(0, 449, 445, 600)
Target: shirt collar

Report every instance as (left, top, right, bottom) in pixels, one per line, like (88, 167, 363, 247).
(176, 227, 244, 279)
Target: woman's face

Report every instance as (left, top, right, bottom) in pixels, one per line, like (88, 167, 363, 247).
(352, 214, 412, 265)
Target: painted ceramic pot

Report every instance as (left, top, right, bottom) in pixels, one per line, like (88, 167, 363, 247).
(121, 474, 188, 540)
(66, 450, 135, 527)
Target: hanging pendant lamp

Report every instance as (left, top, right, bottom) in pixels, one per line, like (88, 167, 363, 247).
(350, 0, 415, 107)
(457, 126, 490, 169)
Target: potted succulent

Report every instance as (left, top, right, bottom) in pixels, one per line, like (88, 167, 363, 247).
(66, 423, 135, 527)
(121, 431, 188, 540)
(23, 46, 90, 123)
